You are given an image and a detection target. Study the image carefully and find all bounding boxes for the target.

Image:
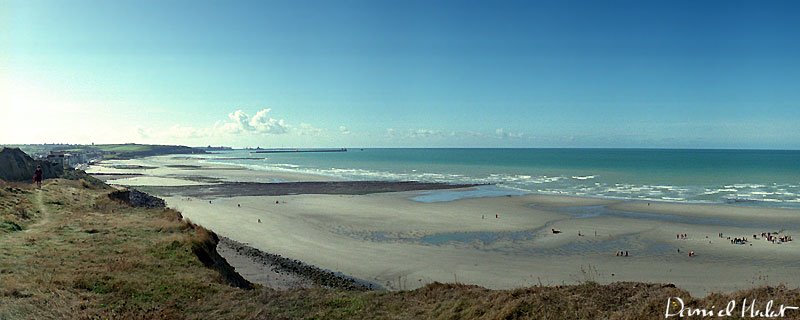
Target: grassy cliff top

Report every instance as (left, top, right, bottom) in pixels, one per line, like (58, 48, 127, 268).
(1, 143, 204, 160)
(92, 144, 204, 159)
(1, 180, 799, 319)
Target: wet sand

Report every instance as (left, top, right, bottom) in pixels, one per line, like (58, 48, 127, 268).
(86, 155, 336, 184)
(90, 156, 800, 296)
(137, 181, 481, 198)
(165, 192, 800, 296)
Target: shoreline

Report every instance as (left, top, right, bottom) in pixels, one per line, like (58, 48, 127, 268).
(164, 192, 800, 296)
(86, 155, 800, 210)
(136, 181, 484, 199)
(88, 156, 800, 297)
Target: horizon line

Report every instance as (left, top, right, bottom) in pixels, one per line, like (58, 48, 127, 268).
(5, 143, 799, 152)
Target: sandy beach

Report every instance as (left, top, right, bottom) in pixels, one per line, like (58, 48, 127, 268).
(91, 156, 800, 297)
(86, 155, 336, 185)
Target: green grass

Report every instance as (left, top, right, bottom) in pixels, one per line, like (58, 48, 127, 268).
(93, 144, 153, 152)
(1, 143, 202, 160)
(2, 179, 800, 319)
(0, 221, 23, 232)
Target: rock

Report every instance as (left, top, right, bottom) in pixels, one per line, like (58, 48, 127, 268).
(0, 148, 63, 182)
(219, 237, 374, 291)
(108, 188, 166, 208)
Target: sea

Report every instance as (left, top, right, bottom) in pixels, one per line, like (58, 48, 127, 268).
(195, 148, 800, 208)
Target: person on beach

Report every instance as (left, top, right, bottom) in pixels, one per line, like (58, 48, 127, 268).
(33, 165, 43, 188)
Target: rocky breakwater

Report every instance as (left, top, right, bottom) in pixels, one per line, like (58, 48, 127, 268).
(220, 237, 375, 291)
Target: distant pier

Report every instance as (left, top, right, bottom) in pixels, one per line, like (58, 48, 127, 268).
(251, 148, 347, 154)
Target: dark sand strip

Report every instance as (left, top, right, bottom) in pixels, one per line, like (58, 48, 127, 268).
(92, 173, 144, 181)
(139, 181, 482, 198)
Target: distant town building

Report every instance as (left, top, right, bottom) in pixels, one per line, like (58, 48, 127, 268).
(46, 151, 93, 168)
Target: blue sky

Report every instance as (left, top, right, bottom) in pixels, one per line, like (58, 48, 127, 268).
(2, 0, 799, 148)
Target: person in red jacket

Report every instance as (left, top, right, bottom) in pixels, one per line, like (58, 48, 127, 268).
(33, 165, 43, 188)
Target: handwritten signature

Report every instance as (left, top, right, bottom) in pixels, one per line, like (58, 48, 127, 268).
(665, 297, 799, 318)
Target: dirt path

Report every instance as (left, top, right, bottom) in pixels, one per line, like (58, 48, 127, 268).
(24, 189, 51, 233)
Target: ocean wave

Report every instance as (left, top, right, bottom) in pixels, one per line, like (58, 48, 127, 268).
(199, 158, 800, 208)
(533, 176, 563, 183)
(272, 163, 301, 168)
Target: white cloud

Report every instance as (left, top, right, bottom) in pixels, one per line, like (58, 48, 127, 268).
(295, 123, 323, 136)
(407, 129, 445, 138)
(137, 127, 151, 139)
(166, 124, 209, 139)
(226, 110, 253, 133)
(219, 108, 289, 134)
(495, 128, 525, 139)
(339, 126, 351, 135)
(249, 108, 289, 134)
(145, 108, 302, 142)
(215, 121, 241, 134)
(378, 127, 530, 146)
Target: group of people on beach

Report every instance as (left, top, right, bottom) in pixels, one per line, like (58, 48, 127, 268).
(672, 229, 795, 260)
(758, 232, 793, 244)
(673, 234, 697, 257)
(719, 232, 750, 245)
(614, 250, 629, 257)
(730, 237, 748, 245)
(718, 231, 793, 245)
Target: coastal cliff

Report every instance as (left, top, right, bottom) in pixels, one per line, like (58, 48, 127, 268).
(2, 177, 799, 318)
(0, 147, 63, 182)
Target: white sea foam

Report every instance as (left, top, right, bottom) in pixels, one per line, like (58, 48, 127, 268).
(531, 176, 562, 183)
(272, 163, 301, 168)
(751, 191, 776, 196)
(732, 184, 767, 189)
(198, 157, 800, 208)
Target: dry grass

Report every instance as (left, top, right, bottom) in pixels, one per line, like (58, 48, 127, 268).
(0, 179, 262, 319)
(2, 179, 800, 319)
(0, 181, 36, 233)
(253, 281, 800, 319)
